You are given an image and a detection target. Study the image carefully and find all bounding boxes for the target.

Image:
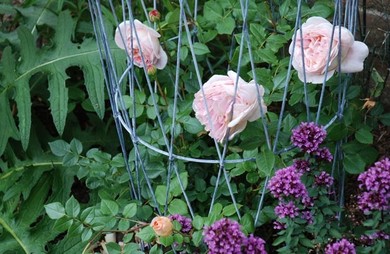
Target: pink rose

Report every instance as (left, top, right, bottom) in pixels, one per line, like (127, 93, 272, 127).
(150, 216, 173, 237)
(289, 17, 369, 84)
(193, 71, 267, 142)
(115, 20, 167, 70)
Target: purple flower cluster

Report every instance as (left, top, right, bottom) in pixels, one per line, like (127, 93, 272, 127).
(315, 171, 334, 187)
(357, 157, 390, 213)
(203, 218, 267, 254)
(291, 122, 327, 153)
(360, 231, 390, 245)
(268, 166, 308, 200)
(203, 218, 246, 254)
(301, 210, 313, 224)
(324, 238, 356, 254)
(293, 159, 311, 173)
(274, 201, 299, 219)
(169, 214, 192, 233)
(273, 221, 286, 230)
(315, 147, 333, 162)
(243, 234, 267, 254)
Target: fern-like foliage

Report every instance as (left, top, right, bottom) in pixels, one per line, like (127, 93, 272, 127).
(0, 10, 125, 155)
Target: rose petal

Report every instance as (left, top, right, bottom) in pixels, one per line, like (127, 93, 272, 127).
(340, 41, 369, 73)
(155, 47, 168, 69)
(114, 21, 130, 49)
(298, 69, 336, 84)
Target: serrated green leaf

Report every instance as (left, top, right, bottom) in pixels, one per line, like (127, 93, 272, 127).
(0, 216, 31, 254)
(15, 73, 31, 151)
(0, 93, 20, 156)
(6, 11, 123, 149)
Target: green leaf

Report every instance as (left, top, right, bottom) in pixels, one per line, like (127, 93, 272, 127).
(0, 216, 31, 254)
(181, 116, 204, 134)
(156, 185, 171, 206)
(355, 127, 373, 144)
(192, 231, 203, 247)
(343, 153, 366, 174)
(222, 204, 242, 216)
(309, 2, 333, 18)
(216, 16, 235, 34)
(5, 10, 121, 149)
(279, 0, 291, 17)
(379, 113, 390, 126)
(65, 196, 80, 218)
(44, 202, 66, 219)
(168, 199, 188, 215)
(123, 203, 137, 218)
(240, 213, 255, 234)
(136, 226, 155, 243)
(329, 228, 342, 238)
(192, 215, 204, 230)
(14, 75, 31, 151)
(170, 172, 188, 196)
(80, 207, 95, 224)
(70, 139, 83, 154)
(192, 42, 210, 55)
(53, 217, 73, 232)
(203, 1, 223, 21)
(159, 235, 174, 247)
(101, 199, 119, 216)
(0, 51, 20, 155)
(81, 228, 93, 242)
(118, 219, 130, 231)
(149, 245, 163, 254)
(256, 149, 275, 177)
(49, 140, 70, 157)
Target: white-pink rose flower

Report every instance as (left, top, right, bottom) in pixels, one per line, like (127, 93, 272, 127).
(193, 71, 267, 142)
(289, 17, 369, 84)
(114, 20, 167, 70)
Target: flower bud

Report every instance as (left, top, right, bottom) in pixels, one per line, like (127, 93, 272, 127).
(149, 10, 161, 22)
(150, 216, 173, 236)
(147, 65, 157, 76)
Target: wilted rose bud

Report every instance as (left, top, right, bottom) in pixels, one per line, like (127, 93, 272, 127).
(149, 10, 161, 22)
(150, 216, 173, 236)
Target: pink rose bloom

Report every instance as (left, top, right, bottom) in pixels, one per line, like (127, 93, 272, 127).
(193, 71, 267, 142)
(150, 216, 173, 237)
(114, 20, 167, 70)
(289, 17, 369, 84)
